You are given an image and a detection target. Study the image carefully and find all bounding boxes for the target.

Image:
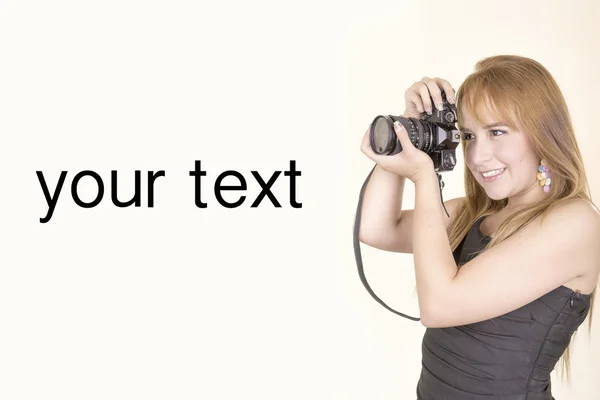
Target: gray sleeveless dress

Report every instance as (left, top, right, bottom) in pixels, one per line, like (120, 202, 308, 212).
(416, 216, 593, 399)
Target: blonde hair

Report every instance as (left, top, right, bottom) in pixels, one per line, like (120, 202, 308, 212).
(449, 55, 598, 384)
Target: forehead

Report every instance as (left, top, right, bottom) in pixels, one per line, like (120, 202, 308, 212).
(460, 107, 497, 127)
(458, 104, 518, 132)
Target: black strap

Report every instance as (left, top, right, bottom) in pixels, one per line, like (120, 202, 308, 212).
(352, 164, 449, 321)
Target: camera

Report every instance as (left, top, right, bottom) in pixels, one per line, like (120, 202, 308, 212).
(369, 91, 461, 172)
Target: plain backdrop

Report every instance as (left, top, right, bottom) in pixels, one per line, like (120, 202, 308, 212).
(1, 0, 599, 399)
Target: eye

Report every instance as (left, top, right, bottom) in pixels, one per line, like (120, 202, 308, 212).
(461, 130, 506, 141)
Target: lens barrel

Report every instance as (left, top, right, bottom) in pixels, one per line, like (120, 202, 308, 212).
(369, 116, 432, 156)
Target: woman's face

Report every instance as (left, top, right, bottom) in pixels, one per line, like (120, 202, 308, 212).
(461, 107, 544, 207)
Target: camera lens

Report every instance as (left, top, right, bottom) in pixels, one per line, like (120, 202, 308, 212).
(368, 104, 460, 172)
(411, 119, 432, 153)
(370, 116, 395, 154)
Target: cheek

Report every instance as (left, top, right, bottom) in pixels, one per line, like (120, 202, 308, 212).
(464, 145, 476, 167)
(501, 148, 533, 167)
(465, 156, 482, 178)
(465, 153, 475, 173)
(496, 142, 524, 166)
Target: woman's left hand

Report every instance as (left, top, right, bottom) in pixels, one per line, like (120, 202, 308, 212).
(360, 120, 435, 183)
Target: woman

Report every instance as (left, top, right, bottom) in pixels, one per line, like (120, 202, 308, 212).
(358, 55, 600, 399)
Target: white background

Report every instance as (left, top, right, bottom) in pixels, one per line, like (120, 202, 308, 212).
(2, 0, 599, 399)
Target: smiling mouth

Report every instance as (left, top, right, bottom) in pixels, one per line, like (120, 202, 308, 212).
(481, 168, 506, 178)
(481, 167, 506, 182)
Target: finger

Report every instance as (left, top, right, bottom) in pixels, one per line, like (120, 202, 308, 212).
(434, 77, 456, 104)
(415, 82, 433, 115)
(360, 126, 385, 162)
(405, 87, 426, 114)
(360, 127, 373, 153)
(393, 120, 414, 151)
(424, 79, 443, 111)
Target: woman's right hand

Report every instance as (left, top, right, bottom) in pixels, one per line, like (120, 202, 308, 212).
(402, 77, 456, 119)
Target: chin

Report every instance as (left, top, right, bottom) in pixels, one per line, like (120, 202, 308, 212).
(478, 181, 509, 201)
(485, 192, 509, 201)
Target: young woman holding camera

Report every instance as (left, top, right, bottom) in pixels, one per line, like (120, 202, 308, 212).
(359, 55, 600, 399)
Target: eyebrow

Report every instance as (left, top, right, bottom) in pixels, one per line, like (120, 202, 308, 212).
(460, 122, 508, 133)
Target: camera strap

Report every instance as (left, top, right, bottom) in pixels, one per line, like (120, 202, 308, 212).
(352, 164, 449, 321)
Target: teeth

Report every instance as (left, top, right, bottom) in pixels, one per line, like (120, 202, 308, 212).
(482, 168, 505, 177)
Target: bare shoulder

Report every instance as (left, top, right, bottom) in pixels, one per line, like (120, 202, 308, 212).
(546, 198, 600, 276)
(548, 199, 600, 293)
(553, 199, 600, 270)
(538, 198, 600, 236)
(547, 198, 600, 229)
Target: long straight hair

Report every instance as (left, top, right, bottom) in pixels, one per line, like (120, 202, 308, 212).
(449, 55, 598, 383)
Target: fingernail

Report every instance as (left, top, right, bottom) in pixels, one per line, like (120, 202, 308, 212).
(426, 108, 432, 115)
(449, 97, 455, 104)
(394, 121, 402, 129)
(437, 103, 443, 111)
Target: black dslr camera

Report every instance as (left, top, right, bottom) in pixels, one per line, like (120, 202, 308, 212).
(369, 91, 461, 172)
(355, 91, 460, 321)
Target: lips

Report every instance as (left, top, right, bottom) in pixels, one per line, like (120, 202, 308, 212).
(481, 168, 506, 182)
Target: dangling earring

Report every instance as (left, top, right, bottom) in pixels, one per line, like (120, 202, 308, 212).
(536, 159, 551, 193)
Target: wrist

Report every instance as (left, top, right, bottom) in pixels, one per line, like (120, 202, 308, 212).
(411, 165, 437, 185)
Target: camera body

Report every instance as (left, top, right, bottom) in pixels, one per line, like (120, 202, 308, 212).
(369, 91, 461, 172)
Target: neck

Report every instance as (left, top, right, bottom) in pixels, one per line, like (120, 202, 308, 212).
(504, 181, 546, 213)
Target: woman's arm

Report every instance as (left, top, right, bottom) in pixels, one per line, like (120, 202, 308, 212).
(358, 164, 409, 251)
(412, 170, 600, 328)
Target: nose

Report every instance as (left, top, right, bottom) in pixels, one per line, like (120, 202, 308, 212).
(469, 136, 494, 168)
